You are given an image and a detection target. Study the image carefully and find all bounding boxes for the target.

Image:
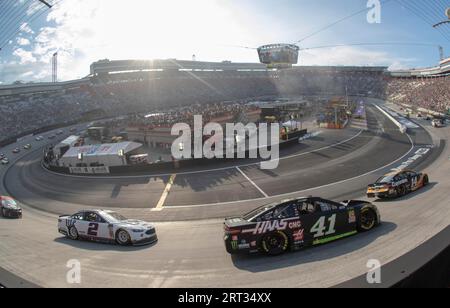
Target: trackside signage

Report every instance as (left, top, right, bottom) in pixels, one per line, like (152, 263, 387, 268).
(69, 166, 110, 174)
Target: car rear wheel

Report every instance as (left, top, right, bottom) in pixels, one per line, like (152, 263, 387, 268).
(261, 231, 289, 256)
(116, 230, 131, 246)
(358, 208, 377, 232)
(68, 226, 79, 240)
(397, 185, 407, 197)
(423, 175, 429, 186)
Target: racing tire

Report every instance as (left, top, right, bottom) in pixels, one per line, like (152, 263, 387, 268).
(357, 208, 377, 232)
(116, 229, 131, 246)
(260, 231, 289, 256)
(68, 226, 79, 240)
(397, 185, 407, 197)
(0, 208, 5, 217)
(423, 175, 429, 186)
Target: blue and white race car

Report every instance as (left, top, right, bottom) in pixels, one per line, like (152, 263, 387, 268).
(58, 210, 157, 246)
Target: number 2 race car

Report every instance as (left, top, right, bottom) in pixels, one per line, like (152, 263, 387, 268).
(224, 197, 380, 256)
(58, 210, 158, 246)
(0, 196, 23, 219)
(367, 170, 429, 199)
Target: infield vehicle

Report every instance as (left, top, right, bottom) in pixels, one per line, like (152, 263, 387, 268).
(12, 148, 20, 154)
(367, 170, 429, 199)
(431, 119, 445, 128)
(24, 144, 32, 150)
(1, 158, 10, 165)
(224, 197, 380, 256)
(58, 210, 158, 246)
(0, 196, 23, 219)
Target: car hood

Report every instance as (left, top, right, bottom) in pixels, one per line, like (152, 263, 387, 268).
(115, 219, 154, 229)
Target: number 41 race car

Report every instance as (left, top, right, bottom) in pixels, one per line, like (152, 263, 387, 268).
(367, 170, 429, 199)
(58, 210, 158, 246)
(224, 197, 380, 256)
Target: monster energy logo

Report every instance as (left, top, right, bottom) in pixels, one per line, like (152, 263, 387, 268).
(231, 241, 238, 250)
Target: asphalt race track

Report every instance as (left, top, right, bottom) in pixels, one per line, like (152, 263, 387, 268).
(0, 102, 449, 288)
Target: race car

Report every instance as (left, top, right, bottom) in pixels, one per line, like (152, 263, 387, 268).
(0, 196, 23, 219)
(431, 119, 445, 128)
(224, 196, 380, 256)
(58, 210, 158, 246)
(12, 148, 20, 154)
(367, 170, 429, 199)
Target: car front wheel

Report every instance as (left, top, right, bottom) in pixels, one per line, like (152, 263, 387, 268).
(116, 230, 131, 246)
(68, 226, 79, 240)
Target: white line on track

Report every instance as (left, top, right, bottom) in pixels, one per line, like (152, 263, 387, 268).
(236, 167, 269, 198)
(152, 174, 176, 212)
(41, 129, 364, 179)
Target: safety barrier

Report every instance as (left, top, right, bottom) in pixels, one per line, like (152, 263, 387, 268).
(373, 104, 407, 134)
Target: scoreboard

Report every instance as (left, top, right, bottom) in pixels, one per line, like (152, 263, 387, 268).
(257, 44, 300, 68)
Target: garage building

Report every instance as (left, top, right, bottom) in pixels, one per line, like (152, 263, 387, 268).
(58, 142, 143, 168)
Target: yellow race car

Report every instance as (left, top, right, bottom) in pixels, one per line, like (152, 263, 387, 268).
(367, 170, 429, 199)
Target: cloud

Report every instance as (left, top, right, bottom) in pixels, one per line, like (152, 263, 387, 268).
(17, 37, 31, 46)
(13, 48, 37, 64)
(20, 23, 35, 35)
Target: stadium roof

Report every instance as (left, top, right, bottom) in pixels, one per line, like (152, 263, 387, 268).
(0, 78, 90, 96)
(90, 59, 268, 75)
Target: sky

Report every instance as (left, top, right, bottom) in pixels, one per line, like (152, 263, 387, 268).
(0, 0, 449, 84)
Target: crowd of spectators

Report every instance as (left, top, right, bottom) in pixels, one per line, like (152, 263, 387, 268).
(0, 88, 101, 142)
(126, 102, 260, 130)
(0, 68, 448, 143)
(386, 76, 450, 113)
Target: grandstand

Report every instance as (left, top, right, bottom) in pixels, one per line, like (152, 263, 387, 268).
(390, 57, 450, 77)
(1, 59, 448, 144)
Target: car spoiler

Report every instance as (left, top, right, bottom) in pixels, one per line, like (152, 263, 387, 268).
(341, 200, 371, 206)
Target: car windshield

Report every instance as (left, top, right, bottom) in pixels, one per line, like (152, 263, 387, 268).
(242, 202, 278, 221)
(101, 211, 128, 223)
(376, 175, 395, 184)
(2, 199, 18, 208)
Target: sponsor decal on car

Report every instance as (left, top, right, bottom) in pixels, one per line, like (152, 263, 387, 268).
(313, 231, 357, 245)
(293, 229, 304, 242)
(242, 218, 299, 235)
(288, 220, 302, 229)
(348, 209, 356, 224)
(239, 244, 251, 250)
(231, 241, 238, 250)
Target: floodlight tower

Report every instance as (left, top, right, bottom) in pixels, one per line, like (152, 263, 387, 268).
(52, 52, 58, 83)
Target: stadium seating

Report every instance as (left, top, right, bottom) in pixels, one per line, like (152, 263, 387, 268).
(0, 68, 448, 143)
